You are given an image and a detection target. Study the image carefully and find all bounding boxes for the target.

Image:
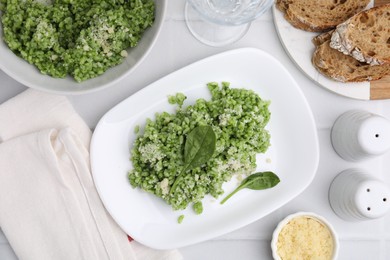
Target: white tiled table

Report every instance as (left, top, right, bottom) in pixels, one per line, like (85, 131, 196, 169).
(2, 2, 390, 259)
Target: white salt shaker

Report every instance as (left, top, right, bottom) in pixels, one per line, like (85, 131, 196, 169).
(331, 110, 390, 161)
(329, 169, 390, 221)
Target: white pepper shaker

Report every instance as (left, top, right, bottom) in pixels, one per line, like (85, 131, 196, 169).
(331, 110, 390, 161)
(329, 169, 390, 221)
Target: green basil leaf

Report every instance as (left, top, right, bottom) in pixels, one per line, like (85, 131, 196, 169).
(220, 171, 280, 204)
(184, 125, 216, 171)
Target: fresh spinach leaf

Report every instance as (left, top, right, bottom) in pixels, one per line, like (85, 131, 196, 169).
(184, 125, 216, 171)
(170, 125, 216, 194)
(220, 171, 280, 204)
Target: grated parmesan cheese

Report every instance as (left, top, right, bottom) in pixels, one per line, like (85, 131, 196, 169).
(159, 178, 169, 195)
(277, 216, 334, 260)
(138, 143, 165, 164)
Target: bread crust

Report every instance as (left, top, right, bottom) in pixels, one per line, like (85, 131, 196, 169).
(276, 0, 370, 32)
(312, 40, 390, 82)
(312, 30, 334, 46)
(330, 4, 390, 65)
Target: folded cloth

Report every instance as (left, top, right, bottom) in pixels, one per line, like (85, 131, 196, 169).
(0, 89, 91, 147)
(0, 90, 182, 260)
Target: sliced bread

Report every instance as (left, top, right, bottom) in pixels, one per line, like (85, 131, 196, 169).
(312, 30, 334, 46)
(312, 40, 390, 82)
(330, 4, 390, 65)
(276, 0, 370, 32)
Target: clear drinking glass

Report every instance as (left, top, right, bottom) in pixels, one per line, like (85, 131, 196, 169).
(185, 0, 274, 47)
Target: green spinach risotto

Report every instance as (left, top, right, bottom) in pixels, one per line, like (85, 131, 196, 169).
(0, 0, 154, 82)
(128, 82, 271, 212)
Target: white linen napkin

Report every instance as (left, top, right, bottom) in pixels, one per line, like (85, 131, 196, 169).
(0, 89, 182, 260)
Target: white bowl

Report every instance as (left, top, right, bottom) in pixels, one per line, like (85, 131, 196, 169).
(0, 0, 167, 95)
(271, 212, 339, 260)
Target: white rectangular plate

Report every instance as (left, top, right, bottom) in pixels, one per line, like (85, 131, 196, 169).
(90, 47, 319, 249)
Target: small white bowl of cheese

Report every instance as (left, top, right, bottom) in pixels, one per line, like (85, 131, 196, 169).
(271, 212, 339, 260)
